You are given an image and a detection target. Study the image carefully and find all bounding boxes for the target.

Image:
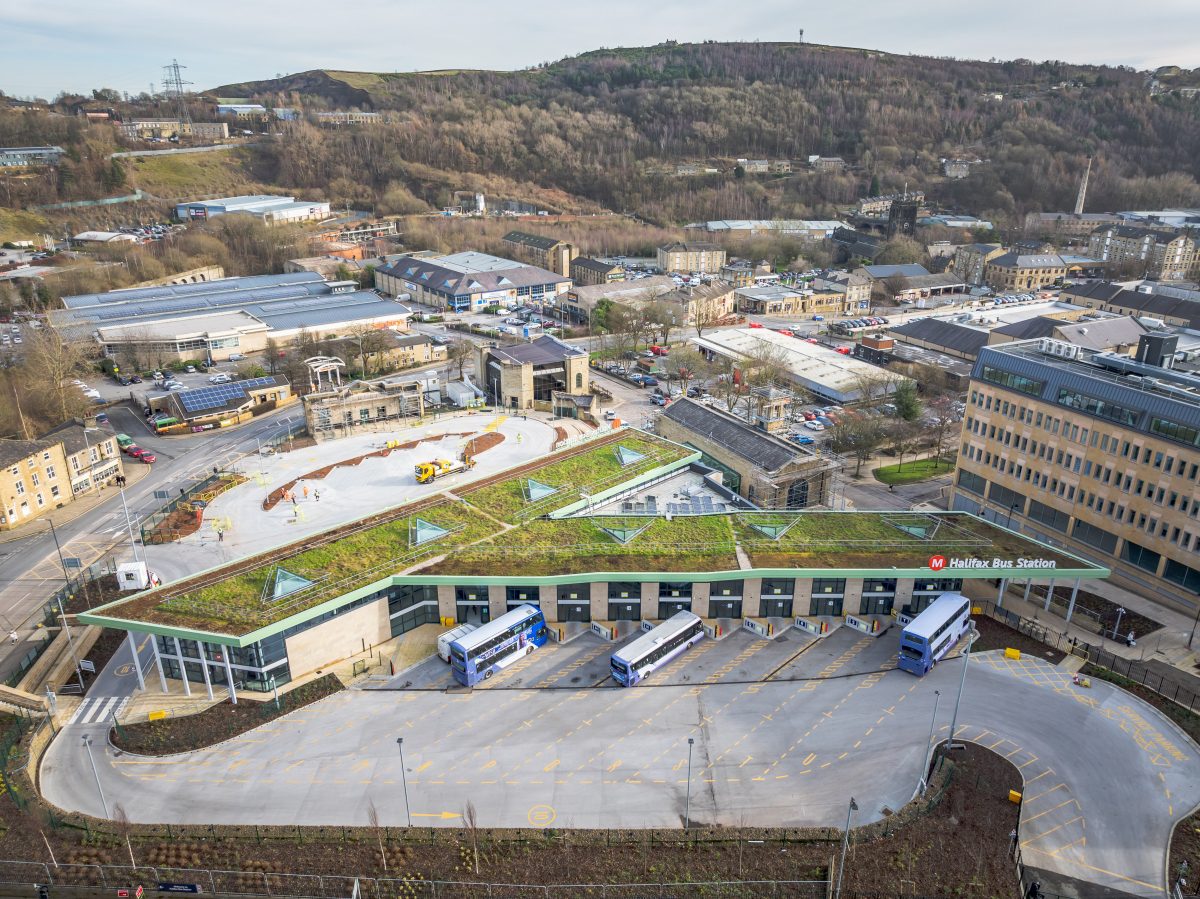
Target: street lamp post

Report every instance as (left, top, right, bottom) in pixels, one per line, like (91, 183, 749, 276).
(684, 737, 695, 829)
(917, 689, 941, 796)
(1112, 606, 1126, 642)
(81, 734, 109, 818)
(396, 737, 412, 827)
(946, 627, 977, 751)
(40, 518, 71, 592)
(117, 478, 141, 563)
(834, 796, 858, 899)
(56, 595, 86, 695)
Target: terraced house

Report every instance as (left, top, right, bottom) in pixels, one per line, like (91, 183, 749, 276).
(1087, 225, 1198, 280)
(81, 428, 1104, 696)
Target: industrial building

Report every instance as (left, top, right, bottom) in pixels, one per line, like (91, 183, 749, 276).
(79, 427, 1105, 696)
(174, 195, 332, 225)
(692, 220, 849, 240)
(53, 272, 413, 366)
(657, 242, 727, 274)
(691, 327, 911, 403)
(500, 232, 576, 277)
(375, 252, 571, 313)
(0, 146, 64, 167)
(951, 333, 1200, 615)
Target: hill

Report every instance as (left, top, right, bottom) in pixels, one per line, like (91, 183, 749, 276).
(207, 41, 1200, 226)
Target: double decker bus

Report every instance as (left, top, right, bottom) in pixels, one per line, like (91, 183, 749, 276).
(610, 611, 705, 687)
(897, 593, 972, 676)
(449, 605, 549, 686)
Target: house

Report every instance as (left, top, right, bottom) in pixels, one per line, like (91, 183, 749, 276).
(941, 158, 976, 179)
(657, 242, 727, 274)
(477, 335, 590, 413)
(876, 272, 967, 305)
(983, 253, 1067, 293)
(856, 192, 926, 218)
(0, 422, 124, 531)
(326, 332, 446, 374)
(1060, 282, 1200, 329)
(808, 156, 847, 172)
(656, 399, 838, 510)
(735, 284, 854, 318)
(812, 270, 873, 310)
(569, 257, 624, 287)
(830, 228, 885, 263)
(736, 159, 770, 174)
(1087, 225, 1199, 281)
(562, 276, 678, 324)
(660, 283, 738, 327)
(858, 264, 933, 301)
(0, 146, 64, 168)
(501, 231, 576, 277)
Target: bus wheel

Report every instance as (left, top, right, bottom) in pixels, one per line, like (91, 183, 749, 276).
(686, 641, 693, 649)
(526, 645, 533, 656)
(484, 669, 493, 679)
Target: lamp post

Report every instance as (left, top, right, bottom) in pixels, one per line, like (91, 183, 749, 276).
(40, 518, 71, 592)
(396, 737, 412, 827)
(1112, 606, 1126, 642)
(81, 734, 109, 818)
(56, 595, 86, 695)
(917, 690, 941, 796)
(946, 627, 977, 751)
(117, 478, 141, 563)
(1188, 603, 1200, 650)
(684, 737, 695, 829)
(834, 796, 858, 899)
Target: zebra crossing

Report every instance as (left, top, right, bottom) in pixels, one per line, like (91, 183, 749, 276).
(67, 696, 130, 727)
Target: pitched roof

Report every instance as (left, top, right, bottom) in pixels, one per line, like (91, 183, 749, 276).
(487, 334, 587, 365)
(40, 420, 110, 456)
(660, 242, 723, 253)
(0, 438, 55, 469)
(862, 263, 931, 279)
(991, 316, 1066, 341)
(502, 231, 565, 251)
(987, 253, 1066, 269)
(379, 254, 569, 296)
(890, 318, 989, 357)
(570, 257, 621, 274)
(1091, 224, 1186, 244)
(1052, 316, 1148, 351)
(662, 399, 805, 473)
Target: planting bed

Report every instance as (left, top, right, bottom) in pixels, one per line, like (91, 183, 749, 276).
(971, 616, 1066, 664)
(110, 674, 343, 755)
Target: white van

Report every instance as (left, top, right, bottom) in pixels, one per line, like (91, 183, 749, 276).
(437, 623, 478, 662)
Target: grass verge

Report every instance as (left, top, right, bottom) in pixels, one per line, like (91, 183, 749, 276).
(873, 458, 955, 485)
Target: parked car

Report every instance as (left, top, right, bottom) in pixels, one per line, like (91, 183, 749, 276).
(139, 453, 157, 464)
(803, 421, 825, 431)
(228, 353, 246, 361)
(185, 365, 197, 373)
(803, 410, 816, 421)
(94, 412, 108, 425)
(812, 315, 824, 321)
(124, 445, 145, 458)
(791, 434, 815, 445)
(641, 376, 659, 387)
(649, 394, 667, 406)
(129, 375, 142, 383)
(603, 410, 617, 421)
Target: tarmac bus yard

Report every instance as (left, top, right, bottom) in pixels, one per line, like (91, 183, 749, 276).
(35, 427, 1200, 898)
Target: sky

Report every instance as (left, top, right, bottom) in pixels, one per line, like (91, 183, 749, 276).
(3, 0, 1198, 99)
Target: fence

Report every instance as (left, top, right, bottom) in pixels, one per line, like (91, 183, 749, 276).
(140, 470, 236, 545)
(3, 632, 53, 687)
(0, 861, 828, 899)
(976, 599, 1200, 713)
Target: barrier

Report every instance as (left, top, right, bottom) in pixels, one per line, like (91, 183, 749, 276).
(589, 622, 619, 642)
(741, 618, 773, 639)
(845, 614, 890, 637)
(794, 617, 832, 637)
(704, 622, 723, 639)
(640, 620, 655, 633)
(1004, 647, 1021, 660)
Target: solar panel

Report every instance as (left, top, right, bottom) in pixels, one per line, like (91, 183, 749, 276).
(178, 378, 277, 414)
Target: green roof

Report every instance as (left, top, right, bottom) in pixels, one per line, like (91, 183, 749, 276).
(79, 429, 1108, 643)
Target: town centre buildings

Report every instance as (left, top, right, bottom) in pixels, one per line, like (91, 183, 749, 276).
(81, 429, 1105, 698)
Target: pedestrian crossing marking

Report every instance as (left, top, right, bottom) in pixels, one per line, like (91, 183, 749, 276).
(67, 695, 129, 726)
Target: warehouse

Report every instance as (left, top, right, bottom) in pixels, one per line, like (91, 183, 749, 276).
(174, 195, 332, 225)
(691, 327, 911, 403)
(53, 272, 412, 366)
(375, 251, 571, 313)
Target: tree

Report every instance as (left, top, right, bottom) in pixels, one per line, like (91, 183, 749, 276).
(23, 328, 92, 423)
(892, 380, 922, 422)
(693, 305, 721, 338)
(464, 800, 480, 875)
(661, 347, 712, 395)
(887, 420, 922, 471)
(830, 415, 887, 477)
(850, 371, 892, 407)
(926, 394, 961, 464)
(874, 236, 929, 266)
(446, 339, 473, 379)
(367, 798, 388, 874)
(264, 337, 280, 374)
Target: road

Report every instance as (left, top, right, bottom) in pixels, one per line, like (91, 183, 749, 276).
(40, 643, 1197, 897)
(0, 404, 302, 682)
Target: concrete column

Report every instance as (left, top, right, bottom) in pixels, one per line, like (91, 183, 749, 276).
(198, 641, 214, 700)
(641, 581, 659, 620)
(996, 577, 1008, 609)
(222, 648, 237, 705)
(538, 584, 558, 623)
(436, 585, 456, 624)
(1023, 578, 1033, 603)
(1064, 578, 1082, 624)
(691, 581, 711, 618)
(173, 636, 191, 697)
(150, 635, 168, 693)
(1042, 578, 1057, 612)
(487, 584, 506, 621)
(793, 578, 814, 617)
(126, 631, 146, 692)
(589, 581, 607, 622)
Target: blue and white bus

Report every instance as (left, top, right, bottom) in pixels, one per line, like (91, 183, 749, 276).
(897, 593, 972, 676)
(449, 605, 549, 686)
(611, 611, 705, 687)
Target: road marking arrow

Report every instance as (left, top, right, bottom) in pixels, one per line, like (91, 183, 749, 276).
(411, 812, 461, 820)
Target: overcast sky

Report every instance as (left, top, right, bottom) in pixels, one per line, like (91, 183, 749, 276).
(4, 0, 1198, 99)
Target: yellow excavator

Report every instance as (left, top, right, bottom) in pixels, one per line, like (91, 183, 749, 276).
(414, 456, 476, 484)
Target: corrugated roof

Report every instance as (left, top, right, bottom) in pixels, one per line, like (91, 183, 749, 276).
(862, 264, 931, 279)
(991, 316, 1064, 341)
(662, 399, 802, 473)
(571, 257, 621, 273)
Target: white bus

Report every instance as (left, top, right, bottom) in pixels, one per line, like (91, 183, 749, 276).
(897, 593, 972, 676)
(449, 605, 549, 686)
(610, 611, 705, 686)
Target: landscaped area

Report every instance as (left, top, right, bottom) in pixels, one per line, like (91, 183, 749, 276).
(873, 457, 955, 485)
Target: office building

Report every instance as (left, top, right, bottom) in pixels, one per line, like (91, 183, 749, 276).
(951, 334, 1200, 614)
(375, 252, 571, 314)
(501, 232, 576, 277)
(657, 242, 727, 274)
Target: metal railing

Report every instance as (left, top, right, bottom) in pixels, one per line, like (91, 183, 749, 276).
(977, 598, 1200, 713)
(0, 861, 828, 899)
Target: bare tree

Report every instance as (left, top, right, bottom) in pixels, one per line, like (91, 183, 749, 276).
(367, 798, 388, 874)
(23, 328, 93, 423)
(830, 415, 887, 477)
(887, 420, 922, 471)
(446, 339, 473, 380)
(263, 337, 280, 374)
(926, 394, 961, 465)
(660, 347, 712, 396)
(464, 800, 480, 874)
(113, 803, 137, 868)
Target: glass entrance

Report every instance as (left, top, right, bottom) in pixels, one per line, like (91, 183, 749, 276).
(557, 602, 590, 622)
(760, 597, 793, 618)
(859, 594, 894, 615)
(608, 601, 640, 621)
(658, 600, 691, 618)
(457, 603, 490, 624)
(812, 595, 843, 616)
(709, 599, 743, 618)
